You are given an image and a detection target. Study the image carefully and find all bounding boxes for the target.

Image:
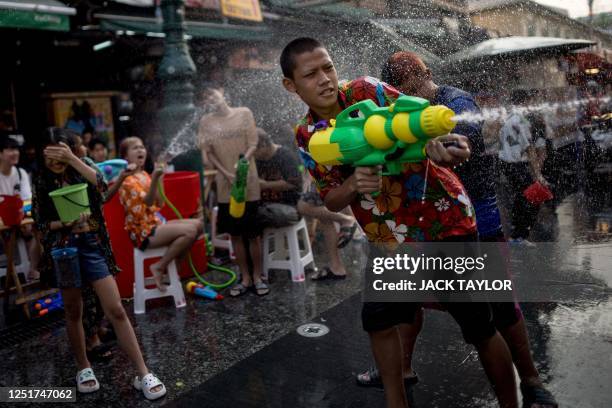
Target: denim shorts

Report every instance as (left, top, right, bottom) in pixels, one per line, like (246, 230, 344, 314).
(53, 232, 111, 288)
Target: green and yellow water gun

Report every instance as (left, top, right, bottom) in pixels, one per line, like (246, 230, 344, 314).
(308, 95, 456, 175)
(229, 155, 249, 218)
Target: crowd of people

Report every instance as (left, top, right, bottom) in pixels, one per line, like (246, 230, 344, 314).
(1, 35, 609, 406)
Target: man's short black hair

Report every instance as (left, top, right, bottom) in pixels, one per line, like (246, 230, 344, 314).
(256, 128, 273, 149)
(280, 37, 324, 79)
(0, 131, 22, 151)
(88, 137, 107, 151)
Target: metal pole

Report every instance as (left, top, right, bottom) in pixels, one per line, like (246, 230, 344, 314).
(158, 0, 196, 149)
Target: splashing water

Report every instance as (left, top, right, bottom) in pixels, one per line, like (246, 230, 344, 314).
(451, 96, 611, 124)
(160, 106, 208, 162)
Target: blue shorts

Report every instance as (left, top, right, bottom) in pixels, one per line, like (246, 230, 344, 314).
(53, 232, 111, 288)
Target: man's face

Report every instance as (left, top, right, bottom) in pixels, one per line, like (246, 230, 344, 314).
(203, 88, 226, 110)
(283, 47, 339, 112)
(0, 147, 19, 166)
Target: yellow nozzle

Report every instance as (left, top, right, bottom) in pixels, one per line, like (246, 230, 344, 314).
(420, 106, 456, 137)
(229, 197, 245, 218)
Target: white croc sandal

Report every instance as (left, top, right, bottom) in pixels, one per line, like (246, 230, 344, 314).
(76, 368, 100, 393)
(133, 373, 166, 400)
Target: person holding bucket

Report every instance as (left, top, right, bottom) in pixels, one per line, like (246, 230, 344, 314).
(32, 128, 166, 400)
(118, 136, 203, 292)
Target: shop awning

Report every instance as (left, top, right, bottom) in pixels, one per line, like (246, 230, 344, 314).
(0, 0, 75, 32)
(445, 36, 596, 64)
(96, 13, 272, 41)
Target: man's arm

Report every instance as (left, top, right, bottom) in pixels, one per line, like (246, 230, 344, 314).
(19, 168, 32, 201)
(518, 117, 547, 185)
(425, 134, 471, 167)
(207, 151, 234, 182)
(199, 121, 235, 182)
(324, 167, 380, 212)
(526, 146, 546, 185)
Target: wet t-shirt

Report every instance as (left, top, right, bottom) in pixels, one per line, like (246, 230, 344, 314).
(499, 112, 532, 164)
(199, 107, 261, 203)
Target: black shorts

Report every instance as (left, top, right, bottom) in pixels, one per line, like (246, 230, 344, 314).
(362, 233, 497, 345)
(139, 227, 157, 251)
(361, 301, 496, 345)
(217, 201, 262, 239)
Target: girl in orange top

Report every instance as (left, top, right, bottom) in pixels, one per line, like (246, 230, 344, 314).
(118, 137, 203, 291)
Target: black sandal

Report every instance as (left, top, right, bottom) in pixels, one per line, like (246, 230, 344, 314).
(311, 267, 346, 281)
(356, 366, 419, 388)
(229, 283, 251, 297)
(520, 383, 558, 408)
(254, 281, 270, 296)
(98, 326, 116, 343)
(86, 343, 113, 363)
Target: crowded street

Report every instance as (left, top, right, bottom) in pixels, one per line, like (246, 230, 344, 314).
(1, 0, 611, 407)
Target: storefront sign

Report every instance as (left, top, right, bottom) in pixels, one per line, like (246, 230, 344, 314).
(186, 0, 220, 9)
(0, 9, 70, 31)
(47, 92, 119, 157)
(220, 0, 262, 22)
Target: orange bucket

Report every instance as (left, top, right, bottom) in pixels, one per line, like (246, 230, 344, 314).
(0, 195, 24, 226)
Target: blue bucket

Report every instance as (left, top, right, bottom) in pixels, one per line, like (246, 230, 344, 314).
(96, 159, 128, 182)
(51, 247, 81, 288)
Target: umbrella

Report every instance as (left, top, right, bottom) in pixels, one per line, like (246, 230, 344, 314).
(445, 36, 595, 64)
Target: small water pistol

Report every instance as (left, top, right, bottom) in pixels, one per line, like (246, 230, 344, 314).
(308, 95, 456, 175)
(186, 281, 223, 300)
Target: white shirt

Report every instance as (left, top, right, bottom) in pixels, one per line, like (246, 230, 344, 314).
(0, 166, 32, 201)
(498, 112, 532, 163)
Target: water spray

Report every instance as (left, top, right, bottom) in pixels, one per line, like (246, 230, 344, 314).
(451, 96, 611, 125)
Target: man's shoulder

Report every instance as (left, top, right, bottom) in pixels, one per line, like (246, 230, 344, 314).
(438, 86, 477, 109)
(235, 106, 254, 117)
(341, 76, 383, 94)
(0, 167, 15, 181)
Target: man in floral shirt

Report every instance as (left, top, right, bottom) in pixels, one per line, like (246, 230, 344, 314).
(280, 38, 518, 408)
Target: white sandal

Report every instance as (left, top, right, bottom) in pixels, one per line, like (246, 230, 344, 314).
(133, 373, 166, 400)
(76, 367, 100, 393)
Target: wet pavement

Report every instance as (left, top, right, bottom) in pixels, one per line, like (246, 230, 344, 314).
(0, 192, 611, 407)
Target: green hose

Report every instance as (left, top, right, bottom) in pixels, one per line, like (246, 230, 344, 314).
(157, 179, 236, 289)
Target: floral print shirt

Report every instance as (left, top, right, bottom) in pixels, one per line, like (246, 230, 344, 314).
(33, 157, 119, 287)
(119, 171, 161, 247)
(294, 76, 476, 243)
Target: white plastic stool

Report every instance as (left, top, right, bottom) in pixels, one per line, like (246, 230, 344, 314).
(211, 206, 235, 259)
(133, 247, 186, 314)
(262, 218, 314, 282)
(0, 237, 30, 281)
